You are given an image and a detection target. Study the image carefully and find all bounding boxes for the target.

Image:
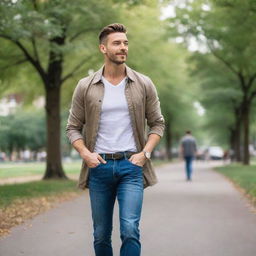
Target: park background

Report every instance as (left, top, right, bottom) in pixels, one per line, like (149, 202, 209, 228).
(0, 0, 256, 238)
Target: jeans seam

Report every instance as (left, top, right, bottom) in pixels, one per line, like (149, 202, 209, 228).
(112, 159, 115, 178)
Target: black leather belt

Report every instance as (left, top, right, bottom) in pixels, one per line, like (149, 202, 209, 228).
(99, 151, 137, 160)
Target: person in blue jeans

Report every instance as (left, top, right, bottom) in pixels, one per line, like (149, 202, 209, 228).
(66, 23, 165, 256)
(179, 131, 197, 181)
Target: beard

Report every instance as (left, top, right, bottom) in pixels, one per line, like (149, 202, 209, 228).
(106, 51, 127, 65)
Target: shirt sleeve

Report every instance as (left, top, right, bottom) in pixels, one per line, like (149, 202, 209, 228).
(145, 77, 165, 138)
(66, 80, 85, 144)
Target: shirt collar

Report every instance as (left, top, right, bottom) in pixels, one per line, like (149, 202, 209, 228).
(91, 64, 135, 85)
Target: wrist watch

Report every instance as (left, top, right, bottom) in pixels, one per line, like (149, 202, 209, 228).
(143, 150, 151, 159)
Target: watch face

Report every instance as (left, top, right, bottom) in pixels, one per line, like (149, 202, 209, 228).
(145, 152, 151, 159)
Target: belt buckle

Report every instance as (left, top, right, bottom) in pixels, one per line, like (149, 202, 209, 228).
(111, 153, 115, 160)
(114, 152, 123, 160)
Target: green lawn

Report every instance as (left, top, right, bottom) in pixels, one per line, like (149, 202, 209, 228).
(0, 179, 81, 208)
(0, 161, 83, 179)
(215, 164, 256, 204)
(0, 161, 83, 208)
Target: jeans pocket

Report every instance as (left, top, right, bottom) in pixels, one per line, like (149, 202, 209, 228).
(126, 159, 143, 168)
(90, 162, 103, 170)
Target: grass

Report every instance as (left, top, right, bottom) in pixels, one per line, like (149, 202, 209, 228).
(0, 161, 83, 179)
(215, 164, 256, 205)
(0, 161, 83, 208)
(0, 179, 81, 208)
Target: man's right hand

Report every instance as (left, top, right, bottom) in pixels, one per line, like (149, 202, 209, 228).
(80, 151, 107, 168)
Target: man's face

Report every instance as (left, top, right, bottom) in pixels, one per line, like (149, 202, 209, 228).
(99, 32, 128, 65)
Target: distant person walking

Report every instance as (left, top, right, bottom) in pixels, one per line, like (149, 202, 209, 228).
(66, 23, 165, 256)
(179, 131, 197, 181)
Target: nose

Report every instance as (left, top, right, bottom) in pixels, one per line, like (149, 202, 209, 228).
(120, 42, 128, 50)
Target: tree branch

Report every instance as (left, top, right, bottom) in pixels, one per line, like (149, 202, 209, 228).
(69, 27, 100, 42)
(237, 71, 247, 91)
(14, 40, 47, 84)
(61, 55, 93, 84)
(0, 34, 13, 41)
(1, 59, 27, 70)
(1, 34, 47, 83)
(208, 47, 238, 75)
(1, 35, 37, 66)
(31, 37, 40, 62)
(207, 40, 248, 92)
(247, 72, 256, 90)
(248, 89, 256, 103)
(14, 40, 35, 63)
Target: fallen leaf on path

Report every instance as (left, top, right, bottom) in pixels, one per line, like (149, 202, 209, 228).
(0, 191, 83, 238)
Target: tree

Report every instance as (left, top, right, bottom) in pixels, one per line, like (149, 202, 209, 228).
(0, 0, 125, 179)
(189, 53, 244, 161)
(169, 0, 256, 164)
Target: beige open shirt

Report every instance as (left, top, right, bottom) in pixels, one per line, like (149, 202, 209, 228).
(66, 65, 165, 190)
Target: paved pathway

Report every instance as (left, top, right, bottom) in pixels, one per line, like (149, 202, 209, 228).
(1, 161, 256, 256)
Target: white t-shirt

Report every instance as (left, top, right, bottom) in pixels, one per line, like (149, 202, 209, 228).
(94, 76, 137, 153)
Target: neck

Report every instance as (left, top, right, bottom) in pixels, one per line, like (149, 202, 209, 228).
(103, 61, 126, 79)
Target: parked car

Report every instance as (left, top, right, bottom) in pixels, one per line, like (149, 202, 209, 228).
(249, 144, 256, 156)
(208, 146, 224, 160)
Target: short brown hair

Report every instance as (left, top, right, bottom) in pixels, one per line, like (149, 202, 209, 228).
(99, 23, 127, 44)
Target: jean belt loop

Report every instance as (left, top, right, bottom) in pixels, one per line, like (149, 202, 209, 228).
(103, 153, 105, 160)
(124, 151, 128, 160)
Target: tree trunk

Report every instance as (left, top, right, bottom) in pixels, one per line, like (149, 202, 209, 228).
(233, 113, 242, 162)
(43, 85, 67, 179)
(231, 128, 241, 162)
(242, 102, 250, 165)
(43, 34, 68, 179)
(229, 128, 236, 162)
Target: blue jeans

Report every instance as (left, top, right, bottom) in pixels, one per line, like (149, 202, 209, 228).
(184, 156, 194, 180)
(88, 157, 144, 256)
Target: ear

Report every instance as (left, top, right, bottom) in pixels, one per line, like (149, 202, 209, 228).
(99, 44, 106, 54)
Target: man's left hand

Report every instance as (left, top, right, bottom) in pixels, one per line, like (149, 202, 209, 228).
(128, 151, 147, 167)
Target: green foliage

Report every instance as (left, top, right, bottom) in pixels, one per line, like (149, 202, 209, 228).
(0, 109, 46, 153)
(188, 53, 243, 146)
(0, 0, 169, 106)
(168, 0, 256, 148)
(0, 0, 122, 95)
(0, 0, 200, 153)
(170, 0, 256, 88)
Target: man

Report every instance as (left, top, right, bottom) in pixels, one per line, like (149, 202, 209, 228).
(66, 23, 165, 256)
(179, 130, 197, 181)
